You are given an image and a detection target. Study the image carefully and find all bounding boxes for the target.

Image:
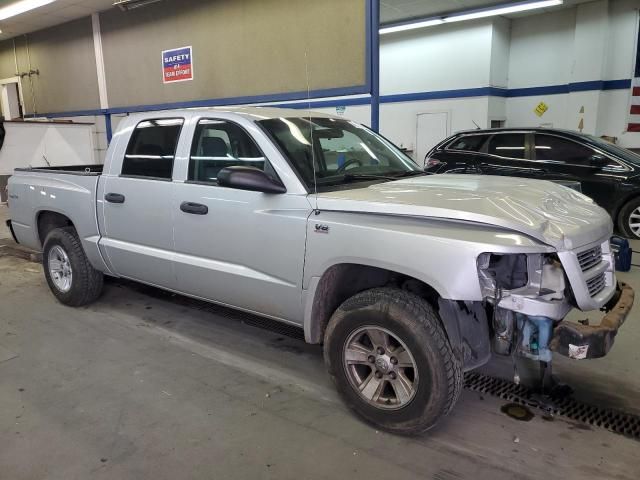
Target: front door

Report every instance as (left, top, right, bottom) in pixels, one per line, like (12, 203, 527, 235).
(172, 118, 310, 323)
(99, 117, 184, 289)
(531, 133, 623, 211)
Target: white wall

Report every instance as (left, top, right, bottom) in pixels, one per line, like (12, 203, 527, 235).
(504, 0, 640, 146)
(380, 20, 493, 94)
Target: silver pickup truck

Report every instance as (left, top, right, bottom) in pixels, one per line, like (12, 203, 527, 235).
(6, 107, 634, 435)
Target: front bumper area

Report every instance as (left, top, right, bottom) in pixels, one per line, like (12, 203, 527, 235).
(550, 282, 634, 359)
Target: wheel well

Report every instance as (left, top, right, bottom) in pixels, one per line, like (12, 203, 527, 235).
(307, 263, 440, 344)
(37, 211, 74, 246)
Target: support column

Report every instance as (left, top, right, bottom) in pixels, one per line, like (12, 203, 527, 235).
(370, 0, 380, 132)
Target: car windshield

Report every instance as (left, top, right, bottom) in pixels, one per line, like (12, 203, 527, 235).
(258, 117, 421, 189)
(585, 134, 640, 165)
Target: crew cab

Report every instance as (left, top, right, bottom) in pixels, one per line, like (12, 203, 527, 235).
(6, 108, 634, 435)
(424, 128, 640, 239)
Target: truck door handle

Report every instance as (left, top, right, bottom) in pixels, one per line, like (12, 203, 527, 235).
(105, 193, 125, 204)
(180, 202, 208, 215)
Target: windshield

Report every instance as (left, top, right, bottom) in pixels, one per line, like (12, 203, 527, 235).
(258, 117, 421, 189)
(585, 134, 640, 165)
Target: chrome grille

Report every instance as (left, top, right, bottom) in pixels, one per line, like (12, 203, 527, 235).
(577, 245, 602, 272)
(586, 273, 606, 297)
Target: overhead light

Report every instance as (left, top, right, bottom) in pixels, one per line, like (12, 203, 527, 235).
(113, 0, 163, 10)
(444, 0, 564, 23)
(379, 0, 564, 35)
(0, 0, 56, 20)
(379, 18, 444, 35)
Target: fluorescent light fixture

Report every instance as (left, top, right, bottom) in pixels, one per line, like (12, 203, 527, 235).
(444, 0, 563, 23)
(0, 0, 56, 21)
(379, 0, 563, 35)
(379, 18, 444, 35)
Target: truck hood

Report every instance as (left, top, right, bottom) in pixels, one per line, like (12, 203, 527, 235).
(316, 175, 612, 250)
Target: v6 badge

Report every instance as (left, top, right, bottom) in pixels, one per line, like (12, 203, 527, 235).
(314, 224, 329, 234)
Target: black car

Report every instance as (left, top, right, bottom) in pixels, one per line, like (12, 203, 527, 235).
(424, 128, 640, 239)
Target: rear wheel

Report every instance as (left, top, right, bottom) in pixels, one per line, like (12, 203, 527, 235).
(617, 198, 640, 239)
(324, 288, 461, 435)
(43, 227, 104, 306)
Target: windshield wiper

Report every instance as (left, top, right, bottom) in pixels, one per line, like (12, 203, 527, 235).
(342, 173, 398, 181)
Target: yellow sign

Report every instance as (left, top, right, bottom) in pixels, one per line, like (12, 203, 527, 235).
(534, 102, 549, 117)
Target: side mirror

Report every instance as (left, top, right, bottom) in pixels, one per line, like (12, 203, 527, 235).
(217, 166, 286, 194)
(588, 154, 609, 168)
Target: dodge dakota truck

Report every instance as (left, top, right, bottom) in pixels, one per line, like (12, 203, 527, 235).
(6, 107, 634, 435)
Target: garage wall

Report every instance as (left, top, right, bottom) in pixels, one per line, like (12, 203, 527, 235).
(0, 18, 101, 115)
(505, 0, 639, 145)
(99, 0, 367, 110)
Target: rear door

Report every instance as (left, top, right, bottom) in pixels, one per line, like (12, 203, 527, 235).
(478, 132, 546, 178)
(98, 116, 184, 288)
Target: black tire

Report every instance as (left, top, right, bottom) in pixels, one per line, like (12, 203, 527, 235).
(324, 287, 461, 435)
(617, 198, 640, 239)
(43, 227, 104, 306)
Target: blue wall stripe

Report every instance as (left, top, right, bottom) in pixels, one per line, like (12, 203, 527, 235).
(40, 78, 632, 119)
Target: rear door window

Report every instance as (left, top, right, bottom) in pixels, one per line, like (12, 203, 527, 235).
(122, 118, 184, 179)
(487, 133, 526, 159)
(447, 134, 488, 152)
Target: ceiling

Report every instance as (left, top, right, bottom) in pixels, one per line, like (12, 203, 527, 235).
(0, 0, 114, 38)
(0, 0, 601, 39)
(380, 0, 597, 25)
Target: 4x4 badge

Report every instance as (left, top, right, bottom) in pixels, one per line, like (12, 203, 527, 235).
(315, 224, 329, 234)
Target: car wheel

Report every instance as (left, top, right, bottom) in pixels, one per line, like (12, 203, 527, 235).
(617, 198, 640, 239)
(324, 287, 461, 435)
(43, 226, 104, 306)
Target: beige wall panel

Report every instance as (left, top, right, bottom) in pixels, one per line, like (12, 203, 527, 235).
(8, 18, 100, 115)
(100, 0, 367, 109)
(0, 41, 17, 80)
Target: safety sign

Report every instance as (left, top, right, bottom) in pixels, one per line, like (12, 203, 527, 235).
(162, 46, 193, 83)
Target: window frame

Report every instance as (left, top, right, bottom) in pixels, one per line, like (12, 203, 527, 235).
(185, 117, 276, 187)
(444, 133, 490, 154)
(532, 132, 630, 172)
(119, 117, 185, 182)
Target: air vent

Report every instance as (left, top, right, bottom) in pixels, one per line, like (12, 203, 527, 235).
(577, 245, 602, 272)
(586, 272, 606, 297)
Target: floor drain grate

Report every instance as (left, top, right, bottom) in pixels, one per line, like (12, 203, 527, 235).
(464, 371, 640, 440)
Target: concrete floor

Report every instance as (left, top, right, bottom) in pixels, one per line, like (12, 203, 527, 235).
(0, 204, 639, 480)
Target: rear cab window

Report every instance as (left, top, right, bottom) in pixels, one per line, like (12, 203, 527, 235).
(121, 118, 184, 180)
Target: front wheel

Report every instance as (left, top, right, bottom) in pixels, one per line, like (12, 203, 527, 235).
(324, 288, 461, 435)
(43, 227, 104, 306)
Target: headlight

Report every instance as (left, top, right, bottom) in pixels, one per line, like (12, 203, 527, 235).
(477, 253, 565, 301)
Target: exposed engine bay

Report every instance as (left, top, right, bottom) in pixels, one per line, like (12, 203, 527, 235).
(478, 252, 569, 363)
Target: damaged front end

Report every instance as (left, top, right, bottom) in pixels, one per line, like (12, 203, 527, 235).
(477, 247, 633, 363)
